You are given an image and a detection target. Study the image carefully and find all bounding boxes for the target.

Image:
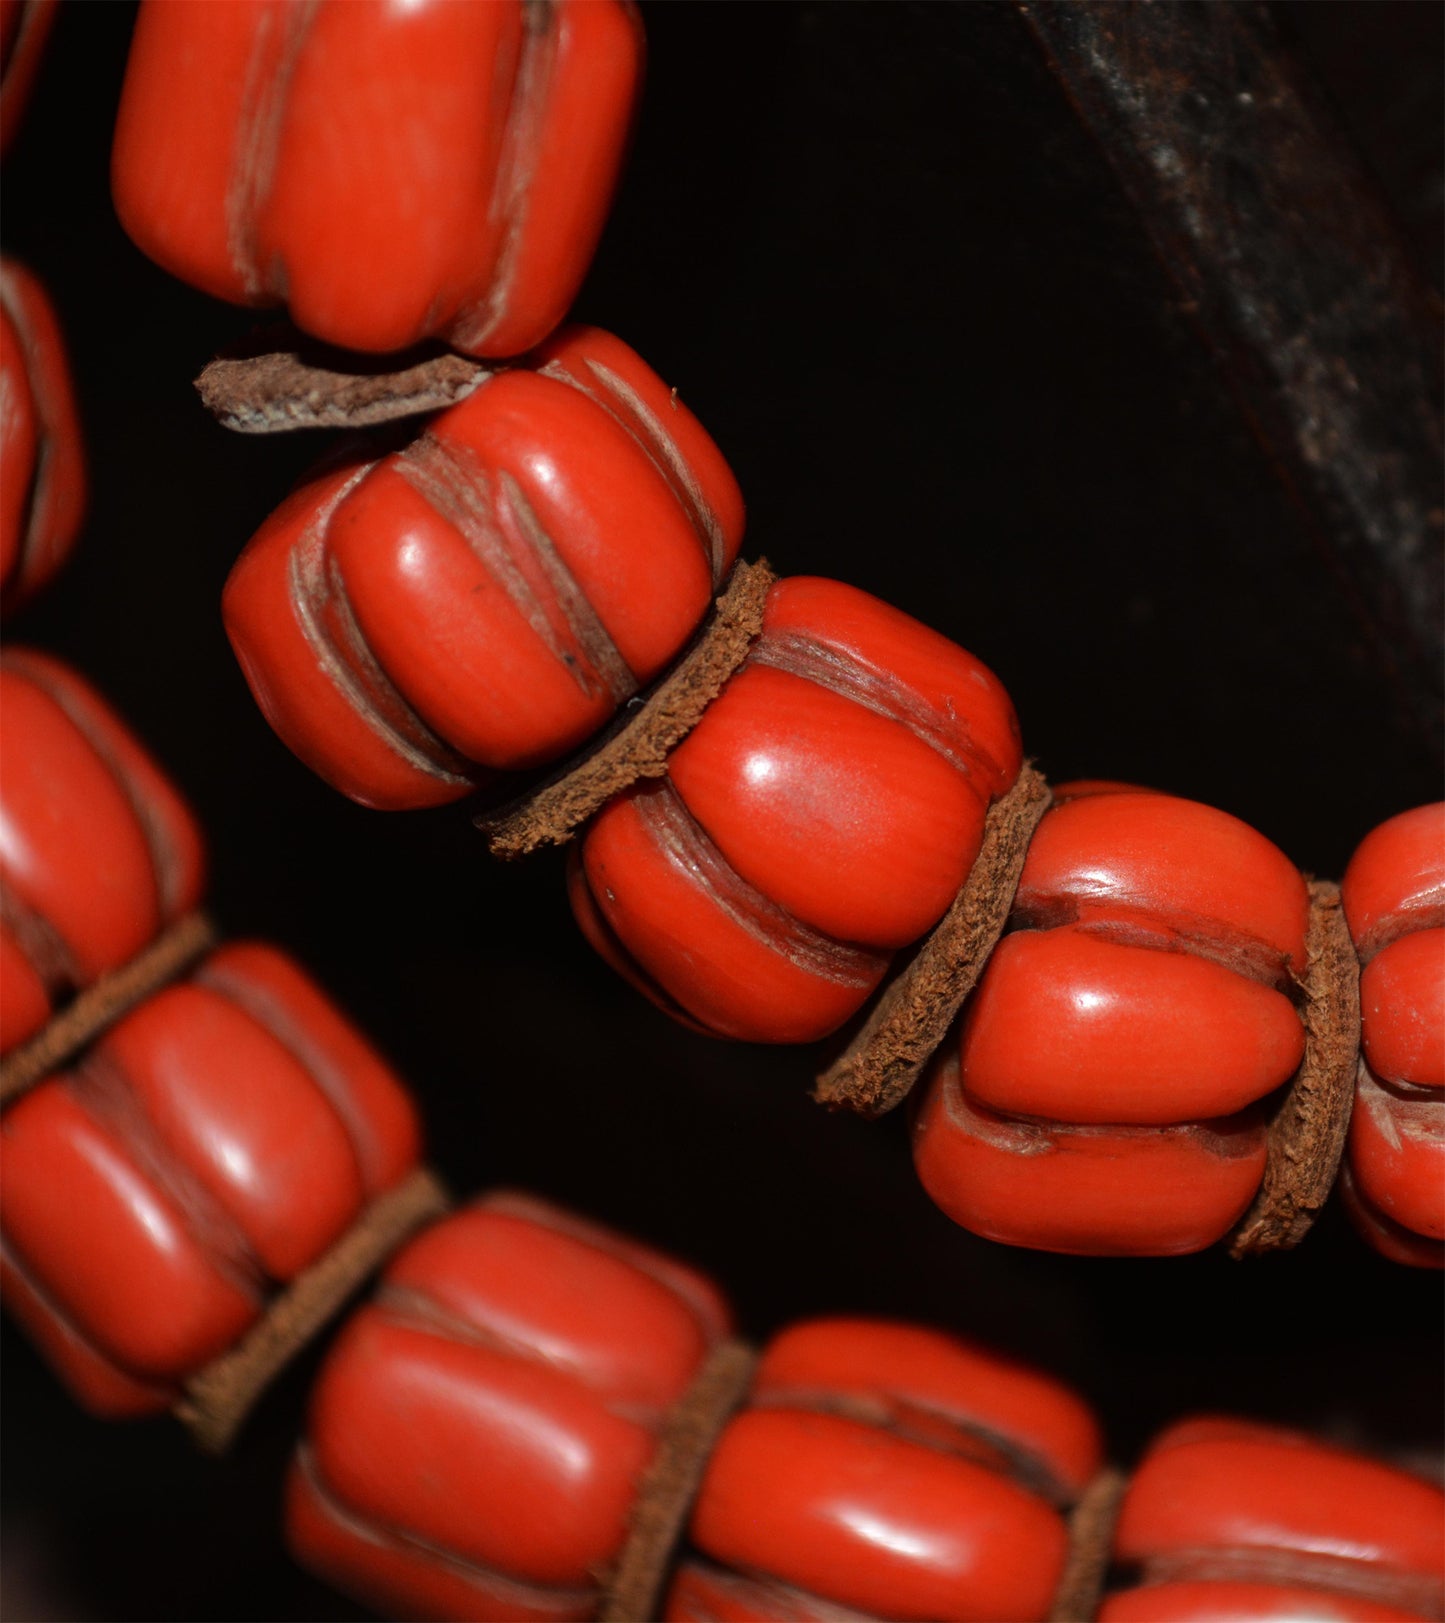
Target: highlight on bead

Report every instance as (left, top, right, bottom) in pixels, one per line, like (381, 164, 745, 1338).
(0, 259, 86, 613)
(0, 942, 424, 1427)
(911, 785, 1315, 1256)
(569, 575, 1022, 1044)
(111, 0, 644, 358)
(223, 325, 745, 810)
(1340, 803, 1445, 1268)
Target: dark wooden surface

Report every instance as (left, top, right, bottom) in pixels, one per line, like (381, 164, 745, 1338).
(1024, 0, 1443, 739)
(2, 4, 1440, 1619)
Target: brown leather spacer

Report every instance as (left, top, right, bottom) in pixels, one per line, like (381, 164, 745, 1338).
(1048, 1466, 1128, 1623)
(478, 559, 777, 860)
(1230, 878, 1361, 1257)
(176, 1166, 451, 1455)
(0, 912, 218, 1108)
(814, 764, 1052, 1118)
(598, 1338, 757, 1623)
(195, 328, 492, 433)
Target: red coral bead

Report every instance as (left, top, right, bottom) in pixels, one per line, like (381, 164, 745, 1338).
(112, 0, 643, 357)
(1110, 1418, 1445, 1619)
(572, 577, 1020, 1042)
(912, 790, 1306, 1254)
(0, 943, 422, 1415)
(0, 260, 86, 612)
(288, 1193, 731, 1621)
(682, 1318, 1088, 1623)
(912, 1044, 1269, 1256)
(223, 327, 744, 809)
(0, 650, 205, 1054)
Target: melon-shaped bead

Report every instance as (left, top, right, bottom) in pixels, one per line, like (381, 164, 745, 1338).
(223, 327, 744, 809)
(911, 789, 1307, 1255)
(1108, 1418, 1445, 1621)
(112, 0, 643, 357)
(0, 262, 86, 612)
(571, 577, 1021, 1043)
(685, 1318, 1091, 1623)
(0, 650, 204, 1055)
(288, 1194, 731, 1621)
(0, 943, 422, 1415)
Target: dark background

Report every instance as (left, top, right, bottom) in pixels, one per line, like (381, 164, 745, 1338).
(3, 3, 1441, 1618)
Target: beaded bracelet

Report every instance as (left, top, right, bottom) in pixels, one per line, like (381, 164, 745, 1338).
(2, 641, 1441, 1622)
(98, 0, 1443, 1266)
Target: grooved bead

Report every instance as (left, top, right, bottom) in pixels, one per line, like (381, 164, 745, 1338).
(0, 260, 85, 612)
(0, 650, 205, 1055)
(0, 943, 422, 1414)
(913, 787, 1306, 1255)
(223, 327, 744, 809)
(1107, 1418, 1445, 1620)
(572, 577, 1021, 1043)
(1341, 807, 1445, 1264)
(288, 1193, 732, 1621)
(678, 1318, 1094, 1623)
(111, 0, 643, 356)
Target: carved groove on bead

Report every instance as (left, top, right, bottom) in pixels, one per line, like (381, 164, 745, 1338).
(479, 559, 777, 858)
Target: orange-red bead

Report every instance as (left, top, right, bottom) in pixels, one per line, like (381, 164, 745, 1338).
(673, 1317, 1099, 1623)
(1341, 806, 1445, 1265)
(0, 260, 85, 611)
(288, 1193, 732, 1622)
(1105, 1417, 1445, 1621)
(0, 650, 205, 1055)
(223, 326, 744, 809)
(571, 577, 1021, 1043)
(913, 789, 1307, 1255)
(112, 0, 643, 357)
(0, 943, 422, 1415)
